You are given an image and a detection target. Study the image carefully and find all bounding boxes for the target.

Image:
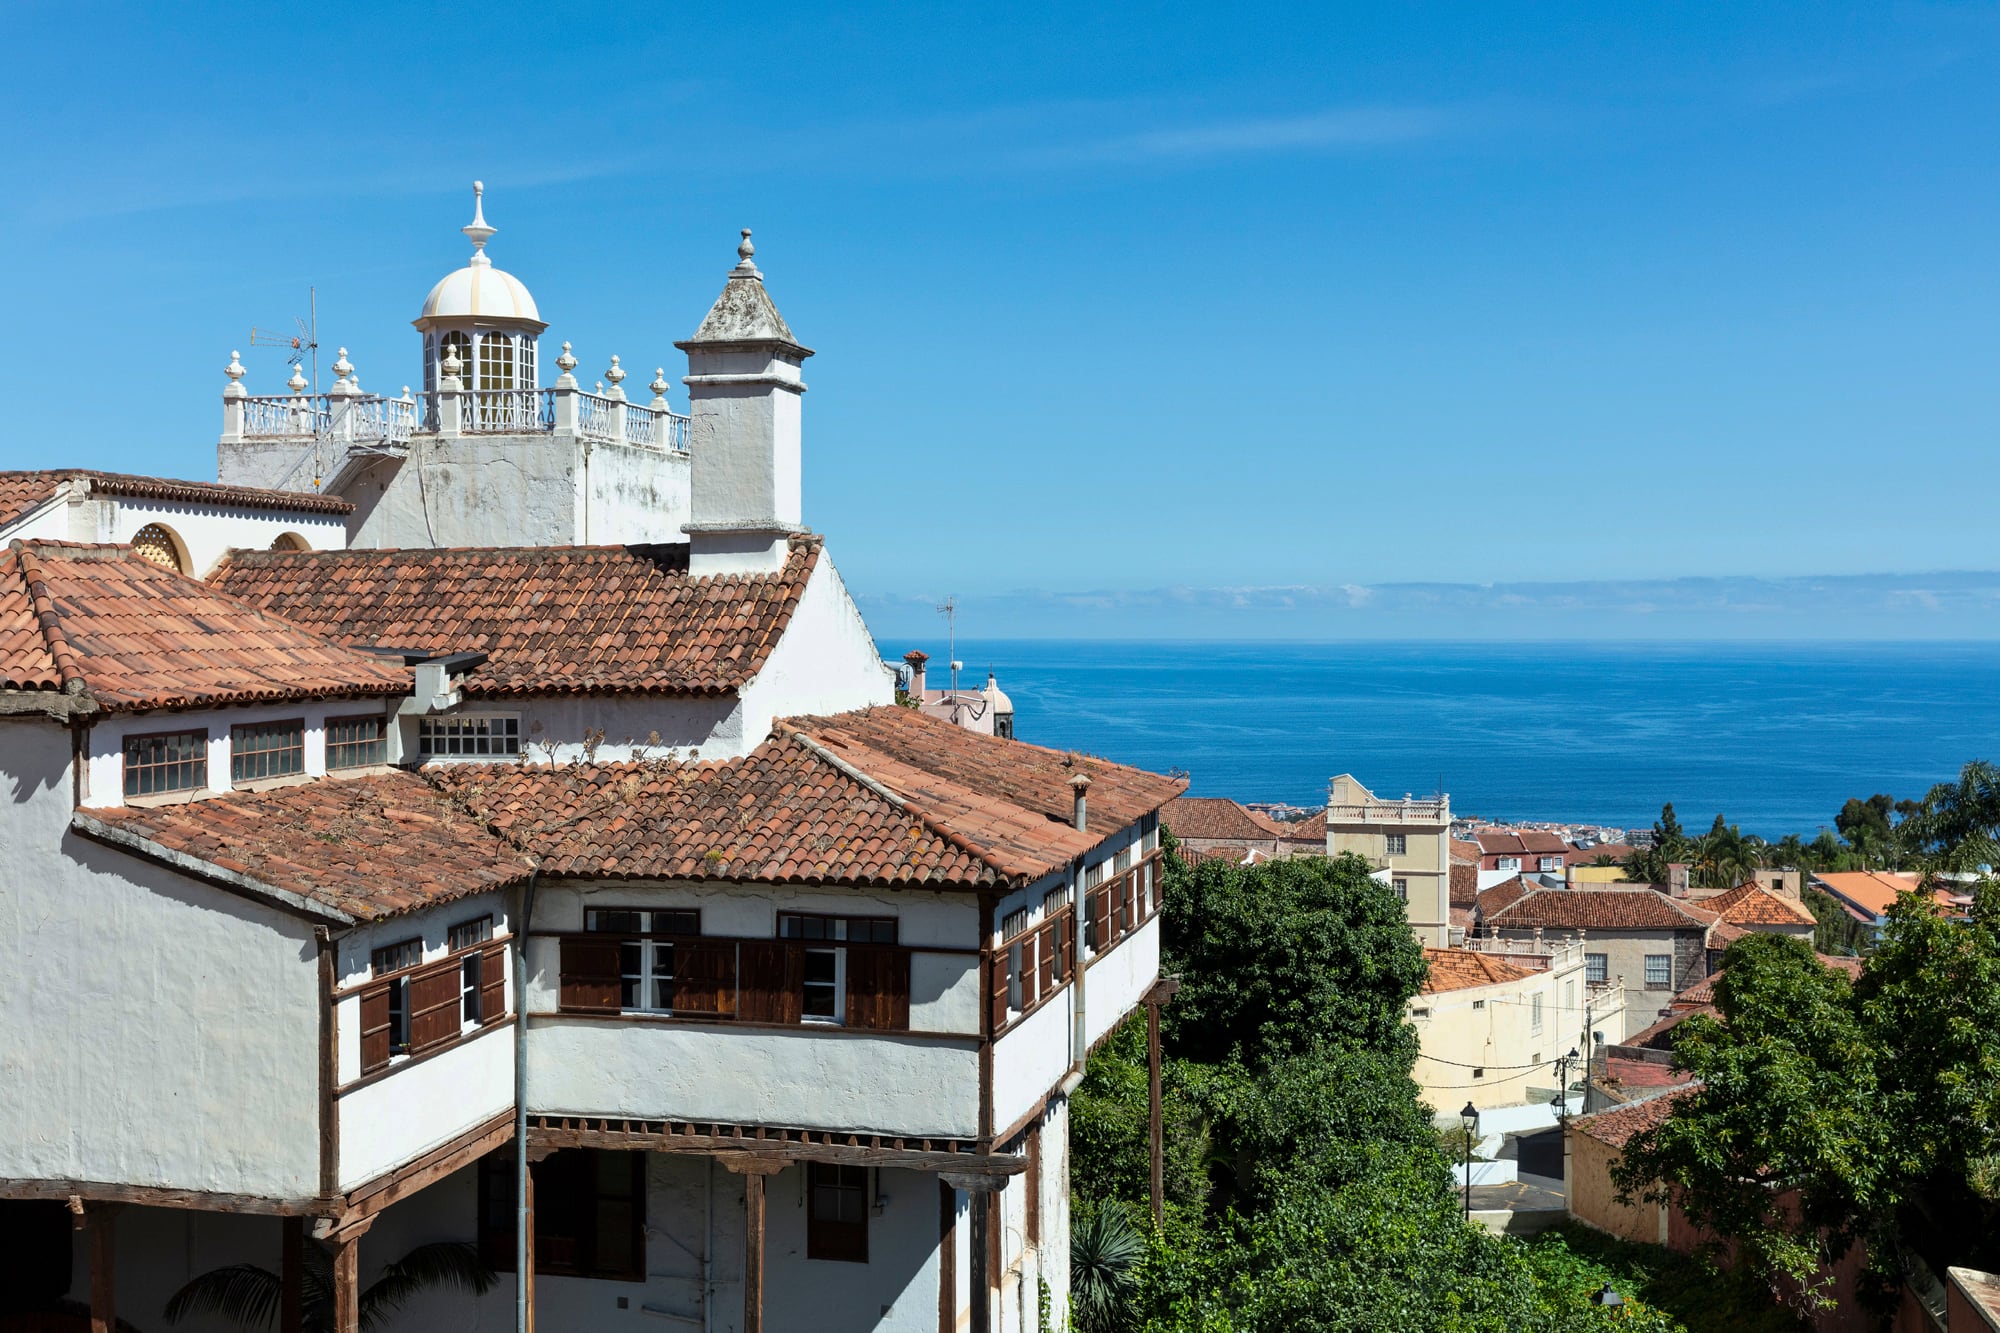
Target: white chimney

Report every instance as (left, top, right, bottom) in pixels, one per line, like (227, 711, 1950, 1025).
(676, 229, 814, 576)
(903, 650, 929, 700)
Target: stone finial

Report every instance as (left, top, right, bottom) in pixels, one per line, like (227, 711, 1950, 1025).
(463, 179, 496, 260)
(596, 380, 605, 394)
(400, 385, 414, 403)
(605, 355, 626, 387)
(329, 347, 357, 397)
(439, 344, 463, 389)
(223, 350, 247, 398)
(648, 367, 670, 408)
(733, 227, 761, 277)
(287, 363, 308, 394)
(555, 341, 578, 377)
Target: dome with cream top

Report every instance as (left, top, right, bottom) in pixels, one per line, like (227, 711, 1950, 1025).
(413, 182, 547, 333)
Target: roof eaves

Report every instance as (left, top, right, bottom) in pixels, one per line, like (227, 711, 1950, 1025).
(72, 810, 357, 926)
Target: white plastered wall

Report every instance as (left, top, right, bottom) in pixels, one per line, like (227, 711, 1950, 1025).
(0, 718, 322, 1199)
(80, 496, 346, 577)
(82, 701, 398, 810)
(737, 551, 896, 740)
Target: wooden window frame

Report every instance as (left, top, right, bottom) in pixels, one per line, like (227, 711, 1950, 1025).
(583, 908, 705, 1015)
(480, 1148, 646, 1282)
(229, 717, 305, 784)
(122, 728, 208, 798)
(326, 713, 389, 770)
(779, 914, 898, 1028)
(806, 1162, 869, 1263)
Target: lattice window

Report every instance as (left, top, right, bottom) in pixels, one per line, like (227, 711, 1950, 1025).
(419, 714, 521, 757)
(326, 715, 387, 770)
(231, 719, 304, 783)
(123, 729, 206, 797)
(131, 524, 183, 572)
(270, 532, 310, 552)
(477, 333, 515, 392)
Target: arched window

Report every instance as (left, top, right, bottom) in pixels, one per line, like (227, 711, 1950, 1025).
(439, 331, 473, 386)
(477, 333, 515, 392)
(270, 532, 310, 552)
(132, 524, 185, 573)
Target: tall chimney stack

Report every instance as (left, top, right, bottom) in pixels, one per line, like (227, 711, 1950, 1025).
(676, 229, 814, 576)
(1667, 863, 1690, 898)
(903, 650, 929, 702)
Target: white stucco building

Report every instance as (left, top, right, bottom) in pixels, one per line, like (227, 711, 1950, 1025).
(0, 198, 1183, 1333)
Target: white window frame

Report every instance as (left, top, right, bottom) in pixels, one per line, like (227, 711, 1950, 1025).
(418, 713, 522, 758)
(1391, 877, 1409, 902)
(1384, 833, 1408, 856)
(779, 914, 896, 1026)
(1539, 856, 1563, 873)
(1497, 856, 1521, 871)
(1585, 952, 1608, 984)
(587, 908, 698, 1015)
(1644, 954, 1673, 989)
(1531, 993, 1544, 1036)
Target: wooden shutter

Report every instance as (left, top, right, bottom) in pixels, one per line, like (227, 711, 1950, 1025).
(988, 949, 1009, 1031)
(675, 941, 741, 1019)
(410, 965, 461, 1051)
(360, 986, 391, 1074)
(480, 945, 507, 1025)
(736, 941, 800, 1024)
(846, 947, 910, 1031)
(1036, 923, 1056, 995)
(1092, 888, 1114, 951)
(559, 936, 622, 1014)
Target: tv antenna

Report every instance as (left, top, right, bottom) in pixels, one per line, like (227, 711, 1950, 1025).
(250, 287, 320, 398)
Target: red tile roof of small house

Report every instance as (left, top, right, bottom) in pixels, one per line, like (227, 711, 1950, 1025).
(1571, 1087, 1697, 1148)
(0, 470, 353, 526)
(1162, 796, 1280, 843)
(210, 538, 822, 698)
(1450, 860, 1479, 907)
(1475, 876, 1533, 919)
(1419, 947, 1540, 994)
(0, 540, 409, 708)
(1484, 886, 1717, 932)
(1705, 881, 1817, 927)
(1282, 809, 1327, 842)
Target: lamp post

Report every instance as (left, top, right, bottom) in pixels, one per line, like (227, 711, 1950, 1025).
(1459, 1100, 1479, 1223)
(1553, 1046, 1582, 1119)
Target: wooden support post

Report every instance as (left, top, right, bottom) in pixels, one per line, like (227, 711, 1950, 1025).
(938, 1179, 958, 1333)
(1148, 997, 1164, 1229)
(87, 1205, 115, 1333)
(943, 1172, 1000, 1333)
(327, 1216, 373, 1333)
(281, 1216, 304, 1333)
(721, 1155, 787, 1333)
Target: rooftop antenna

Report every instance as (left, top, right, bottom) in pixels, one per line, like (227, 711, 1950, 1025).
(936, 596, 964, 718)
(250, 286, 320, 398)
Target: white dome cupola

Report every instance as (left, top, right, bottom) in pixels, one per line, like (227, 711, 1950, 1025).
(413, 182, 548, 404)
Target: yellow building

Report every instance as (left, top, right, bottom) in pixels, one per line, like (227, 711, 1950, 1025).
(1407, 938, 1628, 1113)
(1325, 773, 1452, 946)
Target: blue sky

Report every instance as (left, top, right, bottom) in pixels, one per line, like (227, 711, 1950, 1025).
(3, 4, 1997, 636)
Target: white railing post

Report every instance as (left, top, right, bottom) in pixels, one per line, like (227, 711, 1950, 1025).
(648, 367, 672, 449)
(436, 345, 464, 438)
(604, 355, 627, 446)
(326, 347, 359, 442)
(221, 350, 247, 443)
(552, 341, 579, 433)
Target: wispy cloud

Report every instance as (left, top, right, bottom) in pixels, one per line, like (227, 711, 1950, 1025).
(1029, 104, 1461, 168)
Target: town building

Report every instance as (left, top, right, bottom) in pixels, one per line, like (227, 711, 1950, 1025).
(0, 194, 1183, 1333)
(1475, 885, 1718, 1027)
(1324, 774, 1453, 947)
(1813, 870, 1971, 939)
(0, 469, 350, 574)
(900, 650, 1015, 739)
(1407, 936, 1626, 1113)
(1160, 796, 1292, 861)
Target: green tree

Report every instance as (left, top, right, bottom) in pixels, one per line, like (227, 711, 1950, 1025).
(1901, 760, 2000, 874)
(1615, 894, 2000, 1311)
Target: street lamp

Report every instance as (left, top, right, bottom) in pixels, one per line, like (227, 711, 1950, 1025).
(1592, 1283, 1624, 1307)
(1459, 1100, 1479, 1222)
(1553, 1047, 1582, 1119)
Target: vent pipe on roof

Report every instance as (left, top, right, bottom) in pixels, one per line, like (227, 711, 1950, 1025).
(1071, 773, 1092, 832)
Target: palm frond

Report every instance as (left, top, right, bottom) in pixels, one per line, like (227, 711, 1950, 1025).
(360, 1242, 497, 1329)
(1070, 1204, 1143, 1332)
(163, 1263, 283, 1329)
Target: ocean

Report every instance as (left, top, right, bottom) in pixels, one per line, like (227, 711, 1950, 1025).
(887, 640, 2000, 838)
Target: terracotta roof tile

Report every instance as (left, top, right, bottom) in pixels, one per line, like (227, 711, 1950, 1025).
(1283, 810, 1327, 842)
(1451, 838, 1483, 863)
(1475, 876, 1531, 919)
(1420, 946, 1539, 994)
(0, 469, 352, 521)
(1163, 797, 1277, 843)
(1705, 881, 1817, 927)
(432, 706, 1184, 890)
(1572, 1087, 1696, 1147)
(1450, 860, 1479, 907)
(1, 541, 409, 709)
(1486, 886, 1716, 932)
(211, 538, 820, 696)
(77, 772, 531, 920)
(1675, 952, 1863, 1007)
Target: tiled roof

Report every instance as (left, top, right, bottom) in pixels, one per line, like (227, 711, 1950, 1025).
(1621, 1008, 1704, 1051)
(210, 539, 820, 697)
(1675, 952, 1863, 1008)
(1572, 1087, 1696, 1147)
(1475, 876, 1532, 919)
(1419, 946, 1539, 994)
(77, 772, 532, 921)
(1812, 870, 1925, 918)
(1603, 1056, 1697, 1091)
(0, 541, 410, 709)
(1518, 830, 1568, 854)
(1450, 838, 1482, 863)
(1705, 881, 1817, 927)
(433, 705, 1184, 889)
(0, 470, 353, 524)
(1485, 886, 1717, 932)
(1475, 831, 1526, 856)
(1182, 844, 1252, 866)
(1450, 860, 1479, 907)
(1281, 810, 1326, 842)
(1163, 796, 1277, 843)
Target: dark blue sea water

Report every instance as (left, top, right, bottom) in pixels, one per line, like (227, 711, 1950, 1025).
(887, 640, 2000, 837)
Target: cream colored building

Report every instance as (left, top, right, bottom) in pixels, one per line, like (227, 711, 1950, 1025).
(1325, 773, 1453, 947)
(1407, 937, 1628, 1113)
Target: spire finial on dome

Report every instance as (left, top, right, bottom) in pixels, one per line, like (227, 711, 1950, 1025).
(463, 179, 496, 263)
(733, 228, 761, 277)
